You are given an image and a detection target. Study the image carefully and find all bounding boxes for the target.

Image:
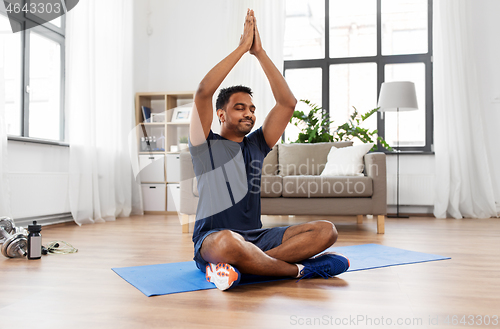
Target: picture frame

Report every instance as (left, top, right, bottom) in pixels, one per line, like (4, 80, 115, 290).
(151, 112, 166, 123)
(171, 104, 193, 123)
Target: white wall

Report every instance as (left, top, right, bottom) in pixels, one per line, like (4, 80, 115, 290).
(133, 0, 150, 93)
(139, 0, 231, 93)
(6, 141, 70, 219)
(386, 154, 435, 213)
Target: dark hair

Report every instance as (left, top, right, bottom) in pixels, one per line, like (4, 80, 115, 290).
(215, 85, 253, 110)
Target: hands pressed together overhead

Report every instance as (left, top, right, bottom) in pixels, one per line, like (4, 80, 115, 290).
(192, 7, 295, 147)
(239, 9, 263, 56)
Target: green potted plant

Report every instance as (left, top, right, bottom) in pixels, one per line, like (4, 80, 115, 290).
(290, 99, 392, 151)
(178, 136, 189, 151)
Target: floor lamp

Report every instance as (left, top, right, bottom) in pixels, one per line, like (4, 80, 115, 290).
(377, 81, 418, 218)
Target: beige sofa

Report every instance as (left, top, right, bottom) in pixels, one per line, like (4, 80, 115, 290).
(179, 141, 387, 234)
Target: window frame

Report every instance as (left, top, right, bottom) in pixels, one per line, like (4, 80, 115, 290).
(1, 3, 67, 146)
(284, 0, 433, 153)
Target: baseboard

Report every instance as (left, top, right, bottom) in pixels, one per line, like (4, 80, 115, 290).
(13, 213, 73, 227)
(387, 205, 434, 215)
(144, 211, 178, 215)
(386, 212, 435, 217)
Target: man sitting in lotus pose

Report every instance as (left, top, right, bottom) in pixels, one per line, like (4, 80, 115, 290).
(189, 9, 349, 291)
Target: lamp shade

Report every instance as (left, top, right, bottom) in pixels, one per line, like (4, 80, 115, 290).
(377, 81, 418, 112)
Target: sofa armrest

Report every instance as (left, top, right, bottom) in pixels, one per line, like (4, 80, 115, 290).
(364, 152, 387, 215)
(180, 151, 198, 215)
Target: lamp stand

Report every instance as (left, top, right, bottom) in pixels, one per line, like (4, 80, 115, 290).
(388, 107, 409, 219)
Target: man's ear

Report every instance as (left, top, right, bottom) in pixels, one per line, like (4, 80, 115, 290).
(217, 108, 225, 123)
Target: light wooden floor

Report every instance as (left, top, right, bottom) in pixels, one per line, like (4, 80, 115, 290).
(1, 215, 499, 329)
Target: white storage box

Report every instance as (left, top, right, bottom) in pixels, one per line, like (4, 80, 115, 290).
(139, 155, 165, 182)
(142, 184, 166, 211)
(166, 154, 181, 183)
(167, 183, 180, 212)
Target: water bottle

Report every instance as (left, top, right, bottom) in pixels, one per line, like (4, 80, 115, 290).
(152, 136, 157, 151)
(27, 221, 42, 260)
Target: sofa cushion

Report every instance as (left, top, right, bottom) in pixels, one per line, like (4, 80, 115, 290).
(260, 175, 282, 198)
(321, 143, 374, 176)
(278, 141, 353, 176)
(193, 176, 199, 197)
(193, 175, 284, 198)
(282, 176, 373, 197)
(262, 145, 278, 175)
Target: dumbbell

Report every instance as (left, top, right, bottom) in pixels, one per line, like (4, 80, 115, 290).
(0, 217, 27, 258)
(0, 216, 15, 244)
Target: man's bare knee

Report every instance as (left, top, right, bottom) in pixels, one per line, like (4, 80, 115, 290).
(215, 230, 245, 249)
(314, 220, 338, 248)
(201, 230, 245, 264)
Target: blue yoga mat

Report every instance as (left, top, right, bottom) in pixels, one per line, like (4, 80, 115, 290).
(112, 244, 450, 297)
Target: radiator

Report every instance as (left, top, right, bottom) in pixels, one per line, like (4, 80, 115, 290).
(7, 172, 70, 219)
(387, 174, 435, 206)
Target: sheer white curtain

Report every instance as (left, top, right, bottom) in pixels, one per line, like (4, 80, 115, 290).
(0, 68, 12, 218)
(209, 0, 285, 133)
(433, 0, 498, 219)
(66, 0, 142, 225)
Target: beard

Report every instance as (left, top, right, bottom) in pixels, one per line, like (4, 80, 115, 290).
(238, 119, 254, 135)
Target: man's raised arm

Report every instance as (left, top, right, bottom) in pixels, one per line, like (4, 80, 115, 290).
(190, 10, 255, 146)
(250, 13, 297, 148)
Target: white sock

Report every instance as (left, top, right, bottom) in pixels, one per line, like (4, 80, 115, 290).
(295, 264, 305, 278)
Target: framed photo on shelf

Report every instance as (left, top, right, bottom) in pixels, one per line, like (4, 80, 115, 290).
(151, 112, 166, 122)
(171, 104, 193, 123)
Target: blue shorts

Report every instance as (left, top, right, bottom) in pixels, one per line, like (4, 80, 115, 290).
(193, 226, 290, 272)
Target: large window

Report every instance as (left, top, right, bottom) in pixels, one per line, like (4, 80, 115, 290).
(284, 0, 433, 152)
(0, 3, 65, 143)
